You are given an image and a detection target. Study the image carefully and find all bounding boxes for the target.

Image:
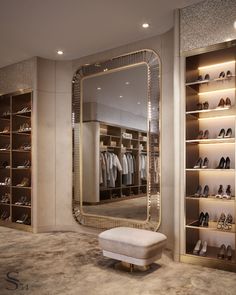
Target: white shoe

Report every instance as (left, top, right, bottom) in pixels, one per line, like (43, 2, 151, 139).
(193, 240, 202, 255)
(199, 241, 207, 256)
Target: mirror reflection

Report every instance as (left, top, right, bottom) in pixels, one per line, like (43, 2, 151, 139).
(81, 64, 151, 220)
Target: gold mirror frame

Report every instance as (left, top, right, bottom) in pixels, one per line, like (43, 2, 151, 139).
(72, 49, 161, 231)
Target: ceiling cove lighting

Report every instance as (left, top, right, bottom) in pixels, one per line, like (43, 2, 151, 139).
(198, 60, 235, 70)
(57, 50, 64, 55)
(142, 23, 149, 28)
(198, 88, 236, 96)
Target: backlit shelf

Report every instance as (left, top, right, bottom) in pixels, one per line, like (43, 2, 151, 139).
(186, 106, 231, 115)
(186, 75, 236, 86)
(186, 138, 235, 144)
(186, 221, 236, 233)
(186, 168, 235, 172)
(186, 196, 235, 202)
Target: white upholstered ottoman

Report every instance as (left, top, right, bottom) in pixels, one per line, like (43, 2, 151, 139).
(99, 227, 167, 267)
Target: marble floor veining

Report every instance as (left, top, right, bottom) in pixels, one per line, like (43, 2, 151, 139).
(0, 227, 236, 295)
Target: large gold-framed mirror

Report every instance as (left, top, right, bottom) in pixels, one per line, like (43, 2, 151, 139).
(72, 49, 161, 231)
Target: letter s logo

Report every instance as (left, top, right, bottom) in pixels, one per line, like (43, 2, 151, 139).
(5, 272, 19, 290)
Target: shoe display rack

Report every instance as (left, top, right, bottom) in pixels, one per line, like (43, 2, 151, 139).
(0, 90, 32, 231)
(99, 123, 149, 202)
(183, 45, 236, 271)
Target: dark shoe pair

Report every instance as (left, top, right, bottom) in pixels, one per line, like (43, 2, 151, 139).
(217, 244, 232, 260)
(197, 130, 209, 139)
(198, 212, 209, 227)
(194, 157, 208, 169)
(194, 185, 209, 198)
(215, 185, 231, 199)
(216, 157, 230, 169)
(217, 97, 231, 108)
(197, 74, 210, 81)
(219, 71, 232, 79)
(197, 101, 209, 110)
(217, 128, 232, 138)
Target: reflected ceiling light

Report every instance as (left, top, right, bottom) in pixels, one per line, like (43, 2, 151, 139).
(57, 50, 64, 55)
(103, 68, 108, 72)
(198, 88, 236, 96)
(125, 81, 130, 85)
(142, 23, 149, 28)
(198, 60, 235, 70)
(137, 102, 141, 104)
(225, 38, 232, 42)
(97, 87, 101, 90)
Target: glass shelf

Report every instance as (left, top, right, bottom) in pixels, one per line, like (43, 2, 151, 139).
(186, 138, 235, 144)
(186, 221, 236, 233)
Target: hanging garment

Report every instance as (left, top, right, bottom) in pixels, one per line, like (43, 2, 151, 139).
(126, 153, 134, 185)
(104, 152, 122, 188)
(140, 154, 147, 180)
(100, 152, 106, 185)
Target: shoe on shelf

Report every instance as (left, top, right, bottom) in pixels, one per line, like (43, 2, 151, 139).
(216, 157, 225, 169)
(215, 185, 224, 198)
(197, 102, 202, 110)
(194, 157, 203, 169)
(225, 128, 232, 138)
(223, 185, 231, 199)
(202, 185, 209, 198)
(217, 128, 225, 138)
(219, 71, 225, 78)
(203, 130, 209, 139)
(198, 212, 205, 226)
(225, 157, 230, 169)
(217, 98, 225, 108)
(197, 130, 204, 139)
(226, 70, 232, 78)
(217, 244, 226, 259)
(203, 101, 209, 109)
(225, 97, 231, 107)
(16, 213, 28, 224)
(202, 157, 209, 169)
(199, 241, 208, 256)
(16, 177, 30, 187)
(224, 213, 233, 230)
(204, 74, 210, 81)
(203, 212, 209, 227)
(193, 240, 202, 255)
(226, 245, 232, 260)
(0, 126, 10, 133)
(197, 75, 203, 81)
(217, 213, 226, 229)
(194, 185, 202, 197)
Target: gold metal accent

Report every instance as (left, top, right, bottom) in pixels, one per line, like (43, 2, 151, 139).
(72, 49, 161, 231)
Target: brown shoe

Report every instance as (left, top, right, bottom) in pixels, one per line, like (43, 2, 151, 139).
(217, 98, 225, 108)
(225, 97, 231, 107)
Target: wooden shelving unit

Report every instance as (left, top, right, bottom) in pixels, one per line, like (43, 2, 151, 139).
(0, 90, 32, 231)
(182, 45, 236, 271)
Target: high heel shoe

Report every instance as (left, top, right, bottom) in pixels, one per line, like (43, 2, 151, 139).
(215, 185, 224, 198)
(197, 75, 203, 81)
(193, 240, 202, 255)
(203, 101, 209, 109)
(226, 70, 232, 78)
(226, 245, 232, 260)
(203, 130, 209, 139)
(203, 212, 209, 227)
(217, 98, 225, 108)
(194, 185, 202, 197)
(224, 214, 233, 230)
(198, 212, 205, 226)
(202, 157, 209, 169)
(204, 74, 210, 81)
(217, 213, 226, 229)
(217, 244, 226, 259)
(199, 241, 208, 256)
(225, 157, 230, 169)
(225, 97, 231, 107)
(219, 71, 225, 78)
(197, 102, 202, 110)
(202, 185, 209, 198)
(224, 185, 231, 199)
(225, 128, 232, 138)
(197, 130, 204, 139)
(217, 128, 225, 138)
(216, 157, 225, 169)
(194, 158, 202, 169)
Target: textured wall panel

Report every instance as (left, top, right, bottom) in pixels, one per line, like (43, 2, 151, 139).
(0, 58, 36, 94)
(180, 0, 236, 52)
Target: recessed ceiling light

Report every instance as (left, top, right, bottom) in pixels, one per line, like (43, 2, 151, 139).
(119, 95, 123, 98)
(125, 81, 130, 85)
(137, 102, 141, 105)
(142, 23, 149, 29)
(234, 21, 236, 29)
(57, 50, 64, 55)
(97, 87, 101, 90)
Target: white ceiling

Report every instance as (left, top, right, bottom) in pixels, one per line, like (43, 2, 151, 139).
(0, 0, 202, 68)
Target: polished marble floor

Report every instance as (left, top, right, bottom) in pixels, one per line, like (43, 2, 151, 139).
(0, 227, 236, 295)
